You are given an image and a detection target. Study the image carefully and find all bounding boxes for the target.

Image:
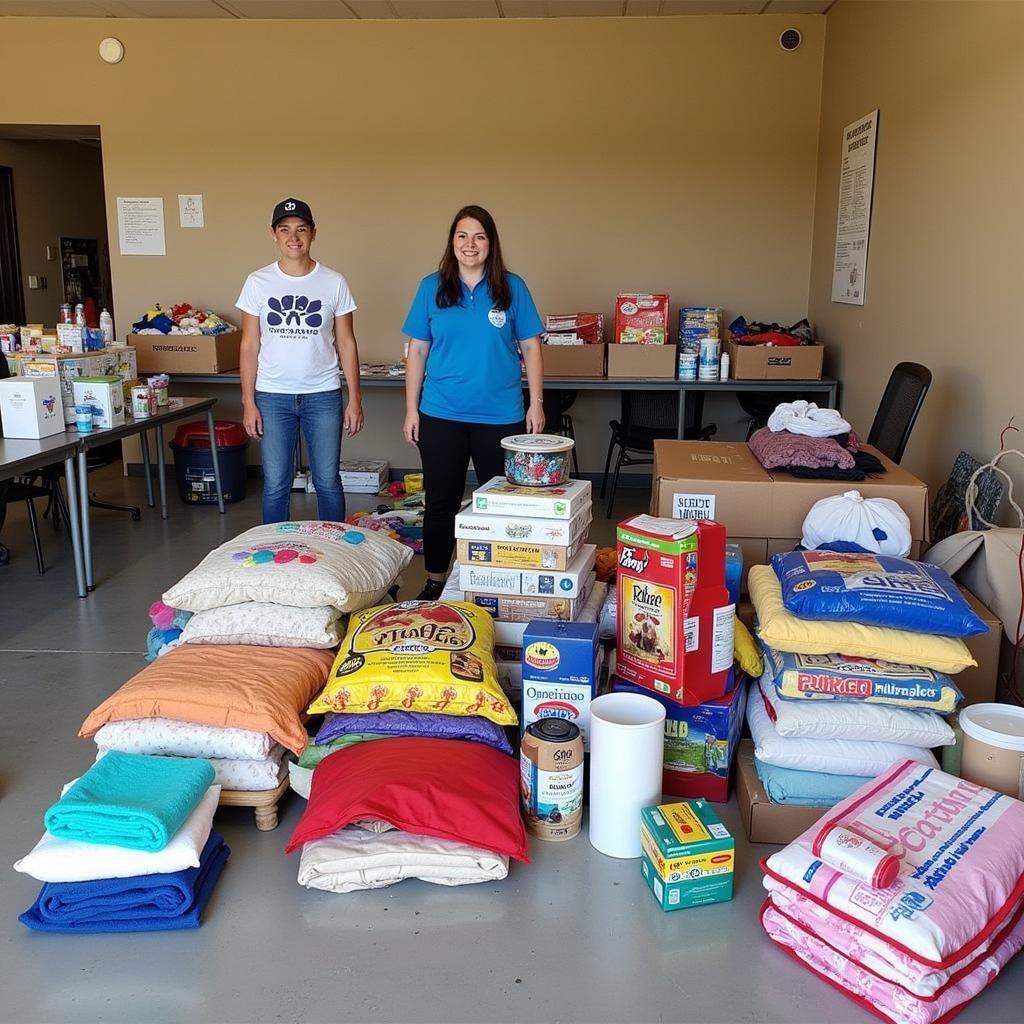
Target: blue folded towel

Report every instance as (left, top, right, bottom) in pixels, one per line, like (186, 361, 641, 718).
(44, 751, 215, 852)
(754, 755, 872, 806)
(19, 833, 229, 933)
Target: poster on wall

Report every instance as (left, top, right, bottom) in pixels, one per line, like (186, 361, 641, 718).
(60, 237, 102, 321)
(831, 110, 879, 305)
(117, 196, 166, 256)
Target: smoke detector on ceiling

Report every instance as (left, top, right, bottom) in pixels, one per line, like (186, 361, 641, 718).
(779, 28, 802, 52)
(98, 37, 125, 65)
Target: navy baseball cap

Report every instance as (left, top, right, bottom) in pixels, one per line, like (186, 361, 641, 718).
(272, 198, 314, 228)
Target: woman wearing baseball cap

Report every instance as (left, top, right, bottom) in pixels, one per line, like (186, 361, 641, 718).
(402, 204, 545, 601)
(237, 198, 364, 524)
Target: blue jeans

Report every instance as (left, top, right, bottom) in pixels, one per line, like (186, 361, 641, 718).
(255, 390, 345, 524)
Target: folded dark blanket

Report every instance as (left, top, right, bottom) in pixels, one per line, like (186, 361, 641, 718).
(19, 833, 229, 933)
(786, 464, 867, 481)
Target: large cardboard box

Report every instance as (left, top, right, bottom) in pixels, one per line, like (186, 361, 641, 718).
(607, 343, 677, 380)
(129, 331, 241, 374)
(650, 440, 929, 590)
(542, 343, 606, 378)
(736, 740, 829, 845)
(959, 587, 1002, 706)
(724, 333, 824, 380)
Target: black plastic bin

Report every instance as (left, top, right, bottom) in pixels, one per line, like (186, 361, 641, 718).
(170, 420, 249, 505)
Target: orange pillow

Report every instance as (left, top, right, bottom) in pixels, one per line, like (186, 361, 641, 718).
(79, 646, 333, 755)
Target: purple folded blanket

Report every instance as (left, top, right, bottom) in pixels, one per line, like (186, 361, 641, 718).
(749, 428, 857, 470)
(314, 709, 512, 755)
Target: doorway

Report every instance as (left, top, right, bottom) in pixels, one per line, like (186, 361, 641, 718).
(0, 165, 25, 324)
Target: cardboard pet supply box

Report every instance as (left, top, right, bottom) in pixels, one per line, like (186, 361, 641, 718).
(606, 343, 677, 380)
(466, 572, 594, 623)
(724, 333, 824, 380)
(455, 506, 592, 547)
(129, 331, 241, 374)
(542, 342, 606, 378)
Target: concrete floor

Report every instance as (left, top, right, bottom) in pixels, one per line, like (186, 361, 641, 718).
(1, 467, 1021, 1024)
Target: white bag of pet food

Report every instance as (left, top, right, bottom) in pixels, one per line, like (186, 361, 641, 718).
(801, 490, 912, 557)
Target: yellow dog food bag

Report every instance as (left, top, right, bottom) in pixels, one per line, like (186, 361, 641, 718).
(310, 601, 517, 727)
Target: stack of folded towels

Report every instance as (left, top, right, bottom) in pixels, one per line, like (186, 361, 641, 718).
(87, 521, 412, 795)
(285, 599, 528, 893)
(14, 752, 228, 933)
(747, 549, 985, 808)
(759, 762, 1024, 1024)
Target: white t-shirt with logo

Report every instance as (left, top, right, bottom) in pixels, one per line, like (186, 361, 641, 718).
(236, 261, 357, 394)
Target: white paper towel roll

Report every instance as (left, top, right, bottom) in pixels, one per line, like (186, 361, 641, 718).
(588, 692, 666, 859)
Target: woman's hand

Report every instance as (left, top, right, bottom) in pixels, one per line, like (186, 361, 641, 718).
(243, 402, 263, 439)
(525, 400, 545, 434)
(345, 398, 364, 437)
(404, 410, 420, 445)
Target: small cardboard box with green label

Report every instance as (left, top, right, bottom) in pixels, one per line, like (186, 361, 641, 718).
(640, 799, 734, 911)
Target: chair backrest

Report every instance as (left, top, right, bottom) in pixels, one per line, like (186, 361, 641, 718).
(542, 389, 578, 422)
(866, 362, 932, 464)
(621, 389, 678, 432)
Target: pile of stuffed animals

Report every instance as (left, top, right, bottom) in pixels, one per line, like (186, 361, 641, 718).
(132, 303, 235, 336)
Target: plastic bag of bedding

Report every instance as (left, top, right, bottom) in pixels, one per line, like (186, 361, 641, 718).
(771, 550, 988, 637)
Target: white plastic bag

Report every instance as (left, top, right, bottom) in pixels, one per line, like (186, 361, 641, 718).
(801, 489, 912, 556)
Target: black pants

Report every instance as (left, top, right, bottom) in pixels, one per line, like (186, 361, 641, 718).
(418, 411, 525, 575)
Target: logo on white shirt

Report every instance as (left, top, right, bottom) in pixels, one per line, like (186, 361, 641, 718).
(267, 295, 323, 329)
(488, 309, 507, 329)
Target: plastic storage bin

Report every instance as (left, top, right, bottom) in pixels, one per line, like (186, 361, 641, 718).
(170, 420, 248, 505)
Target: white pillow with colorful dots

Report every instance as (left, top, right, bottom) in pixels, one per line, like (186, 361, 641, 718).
(162, 521, 412, 615)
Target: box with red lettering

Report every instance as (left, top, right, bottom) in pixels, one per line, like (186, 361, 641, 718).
(616, 515, 735, 706)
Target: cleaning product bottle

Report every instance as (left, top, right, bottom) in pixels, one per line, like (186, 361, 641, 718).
(99, 308, 114, 346)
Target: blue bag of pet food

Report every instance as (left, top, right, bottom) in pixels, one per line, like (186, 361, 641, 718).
(771, 550, 989, 637)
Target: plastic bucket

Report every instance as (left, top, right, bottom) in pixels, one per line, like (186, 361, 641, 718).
(170, 420, 248, 505)
(959, 703, 1024, 799)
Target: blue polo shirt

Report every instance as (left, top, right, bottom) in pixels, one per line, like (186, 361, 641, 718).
(402, 271, 543, 424)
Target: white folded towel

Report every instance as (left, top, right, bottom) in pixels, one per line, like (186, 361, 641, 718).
(767, 400, 851, 438)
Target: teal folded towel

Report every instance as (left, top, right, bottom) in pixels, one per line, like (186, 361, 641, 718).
(754, 755, 871, 807)
(44, 752, 215, 852)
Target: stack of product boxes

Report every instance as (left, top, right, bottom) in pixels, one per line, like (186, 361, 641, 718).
(443, 475, 604, 707)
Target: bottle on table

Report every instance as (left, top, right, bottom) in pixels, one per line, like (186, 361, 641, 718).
(99, 308, 114, 346)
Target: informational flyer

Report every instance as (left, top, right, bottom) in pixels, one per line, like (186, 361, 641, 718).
(117, 196, 166, 256)
(178, 193, 204, 228)
(831, 110, 878, 305)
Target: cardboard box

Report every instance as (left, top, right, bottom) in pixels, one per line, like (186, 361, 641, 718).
(459, 544, 595, 599)
(466, 571, 594, 622)
(639, 800, 734, 911)
(614, 294, 670, 345)
(521, 624, 599, 747)
(456, 531, 587, 571)
(0, 376, 65, 438)
(541, 343, 606, 378)
(72, 376, 125, 429)
(959, 587, 1002, 706)
(606, 343, 677, 380)
(651, 440, 929, 546)
(472, 476, 592, 521)
(724, 333, 824, 380)
(736, 740, 829, 844)
(455, 506, 591, 546)
(129, 331, 241, 374)
(339, 459, 388, 493)
(18, 347, 137, 424)
(613, 675, 745, 803)
(55, 322, 85, 352)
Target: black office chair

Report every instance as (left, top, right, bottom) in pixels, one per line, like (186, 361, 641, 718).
(543, 389, 579, 476)
(866, 362, 932, 464)
(601, 390, 715, 519)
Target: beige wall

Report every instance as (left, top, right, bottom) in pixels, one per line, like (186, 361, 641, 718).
(809, 0, 1024, 508)
(0, 13, 824, 473)
(0, 139, 108, 325)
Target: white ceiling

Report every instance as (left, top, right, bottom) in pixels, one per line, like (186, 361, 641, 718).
(0, 0, 835, 20)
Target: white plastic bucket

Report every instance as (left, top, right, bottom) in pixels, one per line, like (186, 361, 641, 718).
(588, 692, 665, 858)
(959, 703, 1024, 799)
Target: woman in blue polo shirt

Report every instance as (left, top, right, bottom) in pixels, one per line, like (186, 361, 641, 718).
(403, 205, 545, 601)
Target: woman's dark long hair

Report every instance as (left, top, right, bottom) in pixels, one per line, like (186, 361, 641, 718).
(435, 205, 512, 311)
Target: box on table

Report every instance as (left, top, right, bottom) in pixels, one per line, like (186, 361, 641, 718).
(459, 544, 595, 599)
(129, 331, 240, 374)
(456, 531, 587, 571)
(640, 800, 734, 911)
(339, 459, 389, 493)
(467, 572, 594, 623)
(606, 343, 677, 380)
(455, 505, 591, 547)
(614, 294, 670, 345)
(472, 476, 592, 521)
(736, 740, 830, 844)
(723, 333, 824, 380)
(55, 322, 84, 352)
(542, 342, 606, 378)
(616, 516, 734, 706)
(612, 674, 746, 803)
(72, 376, 125, 429)
(650, 440, 930, 591)
(959, 587, 1002, 706)
(0, 376, 65, 438)
(18, 347, 137, 425)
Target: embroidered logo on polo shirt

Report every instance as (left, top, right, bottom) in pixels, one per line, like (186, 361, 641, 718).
(488, 309, 507, 328)
(267, 295, 323, 329)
